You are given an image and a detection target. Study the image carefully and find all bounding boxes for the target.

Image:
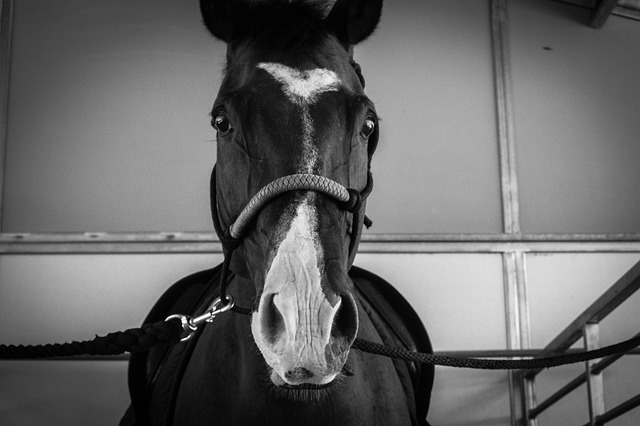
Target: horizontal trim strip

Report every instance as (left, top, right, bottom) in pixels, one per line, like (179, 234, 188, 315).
(1, 232, 640, 254)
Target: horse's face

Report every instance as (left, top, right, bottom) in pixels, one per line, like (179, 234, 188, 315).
(202, 0, 381, 388)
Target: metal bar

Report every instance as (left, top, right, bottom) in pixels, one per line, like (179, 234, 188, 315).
(3, 240, 640, 254)
(360, 240, 640, 254)
(583, 324, 605, 424)
(499, 250, 532, 426)
(591, 0, 619, 28)
(528, 332, 640, 419)
(3, 232, 640, 243)
(501, 252, 531, 360)
(526, 259, 640, 378)
(594, 392, 640, 425)
(614, 0, 640, 19)
(502, 252, 522, 426)
(530, 372, 582, 419)
(516, 253, 535, 426)
(503, 253, 522, 353)
(613, 6, 640, 20)
(491, 0, 521, 236)
(523, 371, 537, 426)
(2, 232, 640, 254)
(363, 233, 640, 242)
(0, 0, 14, 231)
(516, 253, 531, 350)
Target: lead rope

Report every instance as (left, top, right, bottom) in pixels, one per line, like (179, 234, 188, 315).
(4, 169, 639, 366)
(2, 315, 639, 371)
(353, 334, 640, 370)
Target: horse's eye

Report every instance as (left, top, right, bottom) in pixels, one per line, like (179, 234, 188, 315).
(361, 116, 376, 138)
(212, 112, 232, 134)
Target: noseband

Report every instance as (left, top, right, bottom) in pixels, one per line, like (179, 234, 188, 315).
(210, 165, 373, 314)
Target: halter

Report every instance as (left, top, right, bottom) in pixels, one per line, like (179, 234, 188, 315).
(210, 165, 373, 314)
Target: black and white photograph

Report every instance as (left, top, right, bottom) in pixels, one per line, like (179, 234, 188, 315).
(1, 1, 639, 425)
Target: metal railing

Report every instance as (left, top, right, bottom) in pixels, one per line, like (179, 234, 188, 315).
(522, 260, 640, 425)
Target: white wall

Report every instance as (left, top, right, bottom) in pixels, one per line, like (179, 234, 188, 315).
(2, 0, 502, 234)
(511, 0, 640, 234)
(3, 0, 220, 232)
(356, 253, 512, 424)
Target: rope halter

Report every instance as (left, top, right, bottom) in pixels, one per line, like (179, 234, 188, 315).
(210, 165, 373, 314)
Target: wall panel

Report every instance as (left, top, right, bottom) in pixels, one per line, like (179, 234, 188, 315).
(0, 253, 220, 344)
(0, 361, 128, 426)
(3, 0, 221, 232)
(355, 253, 511, 425)
(511, 0, 640, 234)
(359, 0, 501, 233)
(2, 0, 501, 234)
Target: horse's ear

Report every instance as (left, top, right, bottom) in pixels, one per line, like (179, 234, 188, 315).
(325, 0, 383, 46)
(199, 0, 250, 42)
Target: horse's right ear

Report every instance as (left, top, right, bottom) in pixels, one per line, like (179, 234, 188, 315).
(325, 0, 383, 46)
(199, 0, 250, 42)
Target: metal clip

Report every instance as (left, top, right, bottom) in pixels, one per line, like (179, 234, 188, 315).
(166, 296, 235, 342)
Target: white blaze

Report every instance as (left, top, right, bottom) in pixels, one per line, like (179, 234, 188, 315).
(257, 62, 341, 107)
(252, 63, 345, 384)
(257, 62, 341, 173)
(253, 199, 341, 383)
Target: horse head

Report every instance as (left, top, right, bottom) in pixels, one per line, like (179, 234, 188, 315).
(201, 0, 381, 389)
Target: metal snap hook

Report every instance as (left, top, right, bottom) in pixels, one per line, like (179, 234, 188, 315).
(166, 296, 235, 342)
(165, 313, 198, 342)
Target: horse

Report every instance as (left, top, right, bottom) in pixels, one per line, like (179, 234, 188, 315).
(120, 0, 434, 424)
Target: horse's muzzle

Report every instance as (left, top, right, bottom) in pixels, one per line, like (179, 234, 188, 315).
(252, 289, 359, 386)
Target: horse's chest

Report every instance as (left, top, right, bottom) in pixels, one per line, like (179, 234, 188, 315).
(166, 316, 414, 426)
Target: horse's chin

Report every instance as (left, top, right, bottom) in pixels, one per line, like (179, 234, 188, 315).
(269, 368, 341, 402)
(269, 368, 338, 387)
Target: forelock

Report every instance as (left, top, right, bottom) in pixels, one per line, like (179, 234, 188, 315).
(229, 2, 336, 55)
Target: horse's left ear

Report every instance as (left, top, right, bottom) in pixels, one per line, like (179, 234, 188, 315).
(325, 0, 383, 46)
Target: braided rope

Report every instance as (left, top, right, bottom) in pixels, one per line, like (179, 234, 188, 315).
(2, 319, 639, 370)
(0, 320, 182, 359)
(352, 334, 640, 370)
(229, 174, 350, 238)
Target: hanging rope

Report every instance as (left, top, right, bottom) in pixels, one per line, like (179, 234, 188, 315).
(352, 334, 640, 370)
(2, 317, 639, 371)
(0, 320, 182, 359)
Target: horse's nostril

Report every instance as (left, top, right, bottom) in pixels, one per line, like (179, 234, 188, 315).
(284, 367, 314, 382)
(330, 294, 358, 344)
(263, 293, 285, 346)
